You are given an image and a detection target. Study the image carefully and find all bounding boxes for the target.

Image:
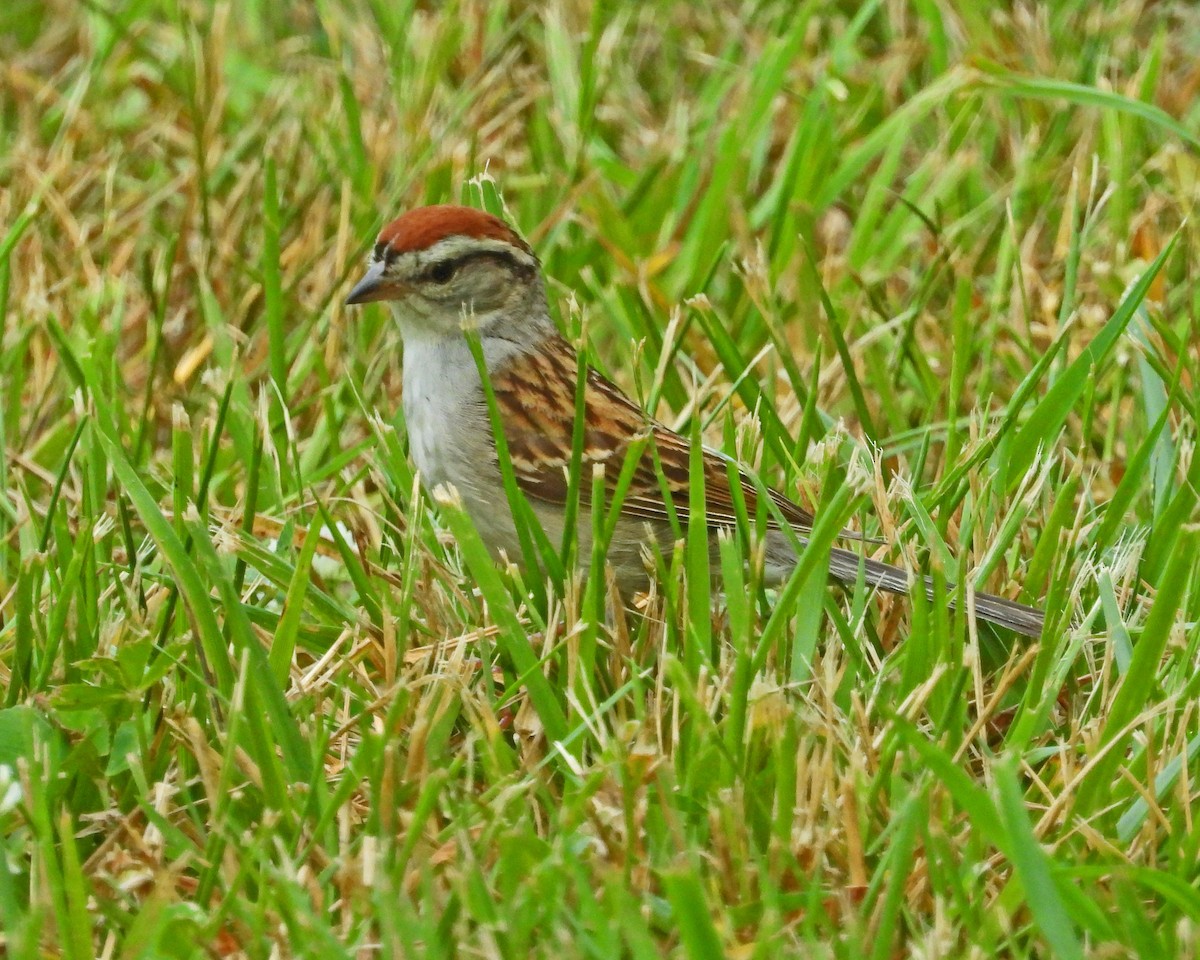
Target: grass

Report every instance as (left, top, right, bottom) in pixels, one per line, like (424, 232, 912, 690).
(2, 0, 1199, 956)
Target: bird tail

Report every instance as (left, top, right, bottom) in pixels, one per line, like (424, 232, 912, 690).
(827, 546, 1044, 637)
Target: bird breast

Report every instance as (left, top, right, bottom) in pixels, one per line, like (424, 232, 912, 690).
(402, 338, 487, 491)
(400, 333, 537, 559)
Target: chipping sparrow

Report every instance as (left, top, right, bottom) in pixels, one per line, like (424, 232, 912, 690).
(345, 205, 1044, 636)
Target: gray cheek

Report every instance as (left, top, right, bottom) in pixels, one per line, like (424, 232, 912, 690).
(453, 269, 509, 314)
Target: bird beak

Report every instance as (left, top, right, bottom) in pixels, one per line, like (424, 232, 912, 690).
(344, 260, 393, 305)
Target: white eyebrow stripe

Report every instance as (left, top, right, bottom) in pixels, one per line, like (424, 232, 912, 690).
(417, 235, 538, 267)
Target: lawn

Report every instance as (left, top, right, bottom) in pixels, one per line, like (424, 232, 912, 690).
(1, 1, 1199, 956)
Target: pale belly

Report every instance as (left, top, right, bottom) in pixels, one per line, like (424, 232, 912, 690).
(402, 339, 527, 559)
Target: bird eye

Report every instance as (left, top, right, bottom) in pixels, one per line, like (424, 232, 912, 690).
(427, 261, 456, 284)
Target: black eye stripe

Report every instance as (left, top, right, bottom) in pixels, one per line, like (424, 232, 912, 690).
(415, 248, 531, 285)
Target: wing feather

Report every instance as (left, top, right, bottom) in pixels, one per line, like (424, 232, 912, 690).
(489, 337, 818, 534)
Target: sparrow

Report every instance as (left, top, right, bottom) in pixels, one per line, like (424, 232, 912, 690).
(345, 205, 1044, 636)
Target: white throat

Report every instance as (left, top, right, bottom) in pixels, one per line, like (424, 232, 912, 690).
(392, 308, 539, 495)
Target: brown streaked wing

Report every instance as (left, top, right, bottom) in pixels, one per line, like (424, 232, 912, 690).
(489, 338, 817, 534)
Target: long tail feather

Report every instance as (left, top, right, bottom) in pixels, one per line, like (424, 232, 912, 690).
(827, 547, 1044, 637)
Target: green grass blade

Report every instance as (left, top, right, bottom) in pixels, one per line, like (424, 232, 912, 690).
(1002, 239, 1176, 486)
(994, 758, 1083, 960)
